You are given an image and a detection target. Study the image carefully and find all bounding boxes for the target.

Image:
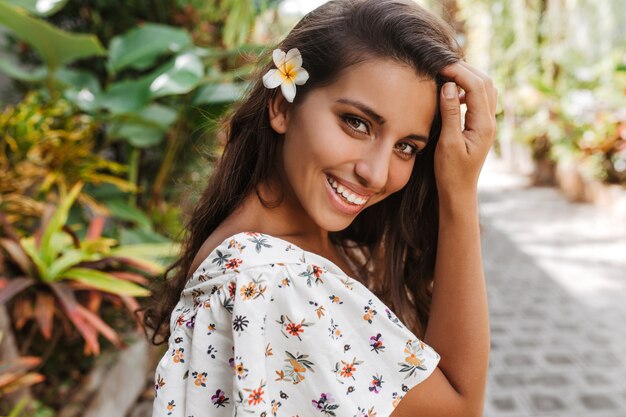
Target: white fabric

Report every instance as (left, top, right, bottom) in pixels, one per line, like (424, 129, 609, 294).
(152, 231, 440, 417)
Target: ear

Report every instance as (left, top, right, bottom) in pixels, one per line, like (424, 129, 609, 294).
(268, 90, 291, 134)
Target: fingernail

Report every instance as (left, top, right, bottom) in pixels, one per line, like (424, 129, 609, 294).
(443, 82, 456, 99)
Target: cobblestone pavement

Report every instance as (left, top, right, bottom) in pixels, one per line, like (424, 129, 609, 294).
(478, 154, 626, 417)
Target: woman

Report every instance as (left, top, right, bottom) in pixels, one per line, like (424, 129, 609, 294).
(145, 0, 496, 416)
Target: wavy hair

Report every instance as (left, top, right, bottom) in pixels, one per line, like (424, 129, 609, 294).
(142, 0, 462, 344)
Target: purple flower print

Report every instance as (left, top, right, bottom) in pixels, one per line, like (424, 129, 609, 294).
(312, 392, 339, 416)
(211, 389, 230, 408)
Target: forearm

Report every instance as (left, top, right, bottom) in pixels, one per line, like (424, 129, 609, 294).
(423, 190, 490, 412)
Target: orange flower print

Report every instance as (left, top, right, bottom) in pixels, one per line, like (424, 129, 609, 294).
(329, 294, 343, 304)
(298, 265, 325, 287)
(240, 282, 258, 300)
(271, 399, 281, 414)
(315, 304, 326, 318)
(192, 371, 207, 387)
(276, 315, 313, 341)
(340, 362, 356, 378)
(283, 351, 315, 384)
(328, 318, 343, 340)
(166, 400, 176, 415)
(312, 264, 324, 278)
(233, 356, 249, 380)
(248, 386, 264, 406)
(398, 339, 428, 378)
(405, 352, 424, 367)
(228, 280, 237, 298)
(333, 357, 363, 381)
(286, 322, 303, 336)
(265, 342, 273, 357)
(362, 299, 378, 324)
(226, 258, 243, 270)
(172, 348, 185, 363)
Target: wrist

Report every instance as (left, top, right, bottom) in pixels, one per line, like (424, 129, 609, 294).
(437, 188, 479, 217)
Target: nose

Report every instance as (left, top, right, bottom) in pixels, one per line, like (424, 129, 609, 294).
(354, 144, 391, 192)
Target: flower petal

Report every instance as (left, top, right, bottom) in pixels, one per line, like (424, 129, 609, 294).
(284, 48, 303, 71)
(272, 49, 286, 68)
(280, 79, 297, 103)
(293, 68, 309, 85)
(262, 69, 285, 89)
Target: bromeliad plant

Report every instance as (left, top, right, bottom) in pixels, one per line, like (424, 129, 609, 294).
(0, 182, 177, 355)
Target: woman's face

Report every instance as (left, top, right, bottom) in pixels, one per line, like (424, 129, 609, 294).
(271, 58, 438, 232)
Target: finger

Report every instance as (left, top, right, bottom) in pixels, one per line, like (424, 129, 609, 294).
(439, 63, 493, 134)
(459, 91, 466, 105)
(439, 82, 463, 143)
(457, 61, 496, 114)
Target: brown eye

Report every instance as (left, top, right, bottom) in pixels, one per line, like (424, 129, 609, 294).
(394, 142, 419, 159)
(343, 115, 370, 134)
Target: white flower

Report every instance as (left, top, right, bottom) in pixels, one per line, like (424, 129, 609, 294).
(262, 48, 309, 103)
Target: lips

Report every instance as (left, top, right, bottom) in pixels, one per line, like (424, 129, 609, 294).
(326, 177, 368, 206)
(325, 174, 373, 199)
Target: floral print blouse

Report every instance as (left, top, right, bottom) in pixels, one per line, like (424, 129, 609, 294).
(152, 231, 440, 417)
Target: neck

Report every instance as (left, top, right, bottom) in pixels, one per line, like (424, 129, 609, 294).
(224, 179, 334, 254)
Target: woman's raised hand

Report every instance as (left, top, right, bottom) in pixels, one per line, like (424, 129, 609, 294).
(434, 61, 497, 200)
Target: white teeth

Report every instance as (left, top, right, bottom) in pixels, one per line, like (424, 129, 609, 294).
(326, 175, 367, 206)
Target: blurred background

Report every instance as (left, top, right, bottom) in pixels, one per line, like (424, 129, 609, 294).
(0, 0, 624, 416)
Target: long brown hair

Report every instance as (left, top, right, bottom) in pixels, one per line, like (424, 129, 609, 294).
(142, 0, 462, 344)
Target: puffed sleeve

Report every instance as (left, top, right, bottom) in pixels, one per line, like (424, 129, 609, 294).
(151, 266, 276, 417)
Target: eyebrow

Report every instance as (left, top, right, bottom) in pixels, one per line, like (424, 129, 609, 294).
(336, 98, 429, 142)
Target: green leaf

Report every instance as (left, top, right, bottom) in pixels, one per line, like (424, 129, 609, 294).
(107, 23, 192, 74)
(108, 104, 178, 147)
(19, 237, 46, 279)
(56, 67, 101, 92)
(103, 198, 153, 229)
(0, 2, 106, 71)
(192, 82, 249, 105)
(113, 122, 165, 147)
(0, 58, 47, 82)
(118, 228, 171, 245)
(148, 52, 204, 98)
(96, 77, 152, 114)
(39, 182, 83, 266)
(61, 267, 150, 296)
(109, 242, 179, 259)
(45, 248, 98, 282)
(5, 0, 69, 16)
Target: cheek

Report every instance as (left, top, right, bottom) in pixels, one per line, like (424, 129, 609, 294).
(387, 161, 415, 194)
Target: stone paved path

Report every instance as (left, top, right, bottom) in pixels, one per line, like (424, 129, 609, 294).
(478, 154, 626, 417)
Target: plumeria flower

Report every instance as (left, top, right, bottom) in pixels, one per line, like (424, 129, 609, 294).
(262, 48, 309, 103)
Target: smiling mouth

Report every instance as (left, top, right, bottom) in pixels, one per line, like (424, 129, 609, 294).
(326, 175, 369, 206)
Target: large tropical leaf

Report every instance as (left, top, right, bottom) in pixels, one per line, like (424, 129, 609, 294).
(49, 282, 99, 355)
(0, 1, 106, 71)
(60, 268, 150, 297)
(0, 58, 47, 82)
(38, 181, 83, 265)
(148, 52, 204, 98)
(0, 237, 34, 276)
(5, 0, 69, 16)
(108, 104, 178, 148)
(0, 277, 36, 304)
(107, 23, 192, 74)
(109, 242, 179, 259)
(192, 82, 249, 105)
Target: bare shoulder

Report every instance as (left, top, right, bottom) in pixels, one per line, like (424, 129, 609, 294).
(186, 225, 244, 277)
